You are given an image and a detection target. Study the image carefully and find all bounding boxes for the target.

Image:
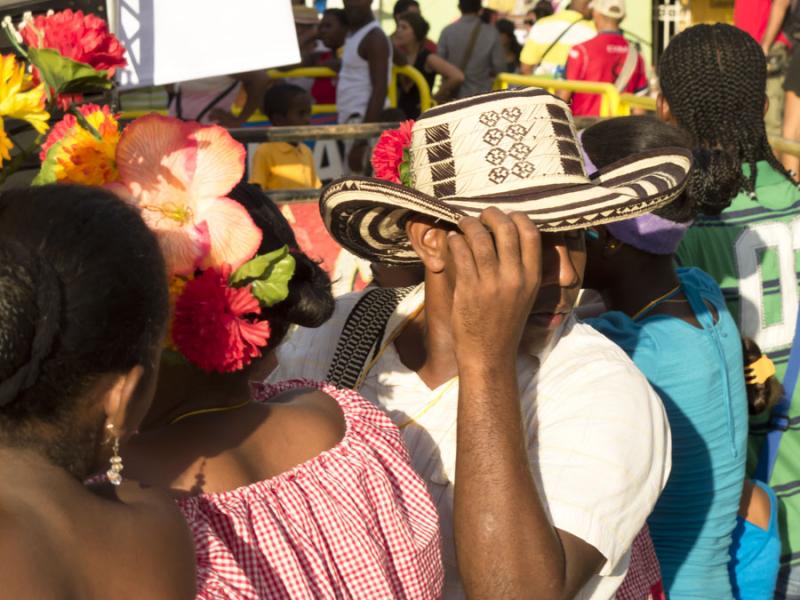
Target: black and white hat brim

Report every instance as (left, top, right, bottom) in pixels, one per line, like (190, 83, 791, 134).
(320, 146, 692, 265)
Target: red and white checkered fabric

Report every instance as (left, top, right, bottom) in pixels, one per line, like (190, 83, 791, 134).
(616, 524, 665, 600)
(177, 379, 444, 599)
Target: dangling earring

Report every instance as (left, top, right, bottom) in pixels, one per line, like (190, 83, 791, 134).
(106, 423, 124, 486)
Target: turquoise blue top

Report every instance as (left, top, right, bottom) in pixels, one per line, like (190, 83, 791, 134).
(729, 480, 781, 599)
(588, 268, 748, 599)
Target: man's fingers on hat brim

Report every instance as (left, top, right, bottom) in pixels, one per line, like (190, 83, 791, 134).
(447, 230, 478, 284)
(479, 208, 522, 266)
(509, 212, 541, 280)
(458, 216, 499, 274)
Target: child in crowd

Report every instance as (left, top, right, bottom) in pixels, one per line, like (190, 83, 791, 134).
(581, 116, 749, 599)
(249, 84, 321, 191)
(0, 185, 195, 599)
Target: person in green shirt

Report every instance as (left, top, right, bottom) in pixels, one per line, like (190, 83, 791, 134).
(659, 23, 800, 598)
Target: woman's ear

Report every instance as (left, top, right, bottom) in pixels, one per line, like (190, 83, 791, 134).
(657, 93, 675, 124)
(102, 365, 147, 439)
(405, 216, 449, 273)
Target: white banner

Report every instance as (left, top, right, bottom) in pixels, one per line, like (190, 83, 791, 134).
(111, 0, 301, 88)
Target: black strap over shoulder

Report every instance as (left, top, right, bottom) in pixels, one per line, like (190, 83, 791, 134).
(326, 286, 415, 390)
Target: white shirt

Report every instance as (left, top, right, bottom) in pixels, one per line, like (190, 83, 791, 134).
(270, 285, 671, 599)
(336, 20, 392, 124)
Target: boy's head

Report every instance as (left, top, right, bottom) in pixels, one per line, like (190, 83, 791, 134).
(263, 84, 312, 127)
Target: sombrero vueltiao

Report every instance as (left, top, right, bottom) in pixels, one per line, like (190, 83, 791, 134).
(321, 87, 692, 265)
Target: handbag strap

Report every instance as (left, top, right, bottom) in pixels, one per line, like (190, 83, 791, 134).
(459, 20, 484, 72)
(755, 305, 800, 482)
(326, 286, 415, 390)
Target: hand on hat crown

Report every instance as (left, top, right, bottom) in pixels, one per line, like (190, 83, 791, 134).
(448, 207, 542, 372)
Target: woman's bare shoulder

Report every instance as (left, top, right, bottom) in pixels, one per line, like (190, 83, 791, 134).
(264, 386, 348, 467)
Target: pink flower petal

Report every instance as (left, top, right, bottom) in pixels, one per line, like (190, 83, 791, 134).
(196, 197, 262, 271)
(153, 224, 204, 276)
(187, 123, 246, 199)
(116, 114, 197, 203)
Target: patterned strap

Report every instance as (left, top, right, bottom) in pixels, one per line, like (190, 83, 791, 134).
(326, 286, 415, 390)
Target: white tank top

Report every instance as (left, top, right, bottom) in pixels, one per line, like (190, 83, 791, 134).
(336, 20, 392, 124)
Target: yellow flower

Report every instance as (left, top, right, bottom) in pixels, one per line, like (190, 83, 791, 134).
(0, 119, 13, 166)
(0, 53, 49, 135)
(39, 103, 119, 185)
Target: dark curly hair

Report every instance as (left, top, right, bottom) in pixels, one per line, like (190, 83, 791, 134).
(658, 23, 793, 205)
(0, 185, 168, 475)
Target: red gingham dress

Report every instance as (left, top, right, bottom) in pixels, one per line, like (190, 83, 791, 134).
(176, 379, 444, 600)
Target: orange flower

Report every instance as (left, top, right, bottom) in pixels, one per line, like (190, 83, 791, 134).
(115, 114, 261, 277)
(38, 103, 119, 185)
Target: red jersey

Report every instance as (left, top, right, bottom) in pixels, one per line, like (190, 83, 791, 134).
(734, 0, 789, 46)
(564, 31, 648, 117)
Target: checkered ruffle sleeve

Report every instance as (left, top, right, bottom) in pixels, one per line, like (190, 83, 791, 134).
(177, 379, 444, 600)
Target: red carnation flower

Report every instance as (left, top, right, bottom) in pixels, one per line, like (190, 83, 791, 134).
(371, 119, 414, 184)
(172, 266, 271, 374)
(21, 9, 127, 109)
(21, 10, 127, 75)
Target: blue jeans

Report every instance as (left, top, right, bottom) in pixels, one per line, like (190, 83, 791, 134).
(777, 564, 800, 599)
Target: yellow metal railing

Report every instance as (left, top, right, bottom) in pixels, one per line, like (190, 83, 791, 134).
(268, 65, 432, 115)
(493, 73, 621, 117)
(619, 94, 657, 115)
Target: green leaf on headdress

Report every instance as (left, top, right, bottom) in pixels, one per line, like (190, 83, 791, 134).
(230, 245, 296, 307)
(27, 47, 112, 100)
(399, 147, 412, 187)
(32, 139, 63, 185)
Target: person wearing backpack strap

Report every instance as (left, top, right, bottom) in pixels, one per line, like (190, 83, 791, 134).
(557, 0, 649, 117)
(519, 0, 595, 78)
(437, 0, 506, 99)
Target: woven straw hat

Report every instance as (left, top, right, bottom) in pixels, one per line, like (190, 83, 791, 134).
(321, 88, 692, 265)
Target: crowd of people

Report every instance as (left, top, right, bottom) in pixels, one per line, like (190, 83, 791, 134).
(4, 1, 800, 599)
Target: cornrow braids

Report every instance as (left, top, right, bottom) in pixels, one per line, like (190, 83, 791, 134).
(659, 23, 794, 197)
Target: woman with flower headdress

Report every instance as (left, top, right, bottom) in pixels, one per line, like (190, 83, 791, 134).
(82, 114, 443, 599)
(0, 185, 196, 598)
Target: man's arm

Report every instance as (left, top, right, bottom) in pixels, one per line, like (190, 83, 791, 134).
(762, 0, 791, 54)
(209, 70, 271, 127)
(349, 28, 391, 172)
(448, 209, 603, 599)
(361, 29, 391, 124)
(490, 31, 507, 77)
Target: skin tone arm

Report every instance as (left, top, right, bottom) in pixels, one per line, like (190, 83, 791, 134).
(209, 70, 271, 127)
(426, 53, 465, 102)
(556, 89, 572, 103)
(348, 28, 391, 171)
(762, 0, 791, 54)
(449, 208, 603, 599)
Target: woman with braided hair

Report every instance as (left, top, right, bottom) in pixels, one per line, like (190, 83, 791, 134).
(0, 185, 196, 598)
(660, 23, 800, 598)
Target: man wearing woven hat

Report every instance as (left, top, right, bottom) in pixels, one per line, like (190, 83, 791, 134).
(271, 88, 691, 598)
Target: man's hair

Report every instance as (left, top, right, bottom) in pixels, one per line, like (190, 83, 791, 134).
(397, 11, 430, 42)
(659, 23, 793, 199)
(459, 0, 482, 14)
(323, 7, 348, 27)
(228, 184, 334, 349)
(263, 83, 308, 121)
(0, 185, 168, 475)
(393, 0, 420, 17)
(582, 116, 741, 219)
(533, 0, 554, 19)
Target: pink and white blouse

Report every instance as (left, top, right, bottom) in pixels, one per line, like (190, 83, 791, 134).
(176, 379, 443, 599)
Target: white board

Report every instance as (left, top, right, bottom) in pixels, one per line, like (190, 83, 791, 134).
(111, 0, 301, 89)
